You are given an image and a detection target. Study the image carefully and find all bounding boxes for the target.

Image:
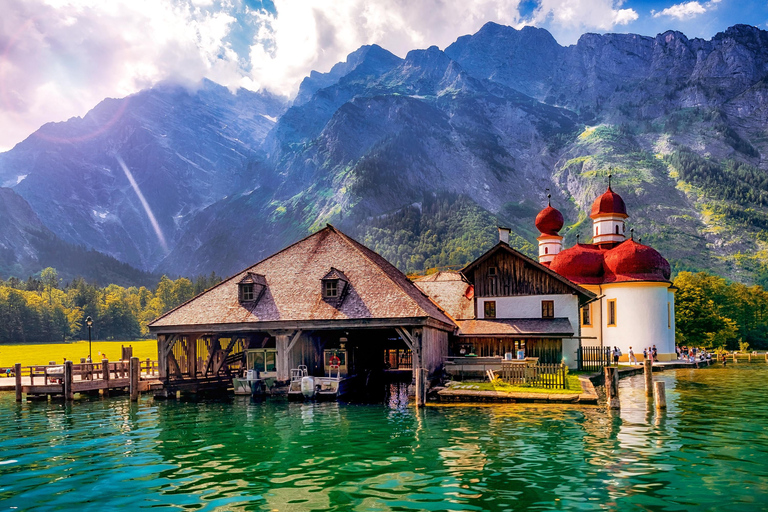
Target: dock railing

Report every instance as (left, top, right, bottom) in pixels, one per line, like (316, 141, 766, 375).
(500, 361, 568, 389)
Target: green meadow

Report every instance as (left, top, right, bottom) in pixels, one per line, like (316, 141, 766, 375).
(0, 339, 157, 368)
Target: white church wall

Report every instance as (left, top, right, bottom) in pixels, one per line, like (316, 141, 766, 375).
(601, 283, 676, 360)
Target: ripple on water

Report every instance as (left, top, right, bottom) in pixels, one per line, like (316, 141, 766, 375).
(1, 366, 768, 510)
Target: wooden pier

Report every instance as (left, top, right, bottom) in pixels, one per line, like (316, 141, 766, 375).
(12, 358, 161, 402)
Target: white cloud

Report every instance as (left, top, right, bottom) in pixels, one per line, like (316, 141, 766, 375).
(652, 2, 707, 19)
(529, 0, 639, 31)
(0, 0, 648, 150)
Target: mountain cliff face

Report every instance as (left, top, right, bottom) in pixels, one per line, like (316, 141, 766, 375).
(4, 23, 768, 284)
(0, 80, 286, 272)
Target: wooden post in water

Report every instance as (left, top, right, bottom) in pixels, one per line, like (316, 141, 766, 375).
(654, 381, 667, 410)
(415, 367, 424, 407)
(14, 363, 22, 402)
(102, 359, 110, 398)
(604, 366, 620, 409)
(644, 359, 653, 398)
(64, 360, 74, 401)
(130, 357, 139, 402)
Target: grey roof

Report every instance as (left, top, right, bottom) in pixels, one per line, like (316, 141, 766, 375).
(456, 318, 574, 337)
(149, 225, 454, 330)
(414, 271, 475, 320)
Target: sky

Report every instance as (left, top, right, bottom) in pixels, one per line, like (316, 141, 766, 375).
(0, 0, 766, 151)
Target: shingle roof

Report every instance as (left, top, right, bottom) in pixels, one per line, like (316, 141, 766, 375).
(414, 271, 475, 320)
(456, 318, 574, 337)
(149, 225, 454, 330)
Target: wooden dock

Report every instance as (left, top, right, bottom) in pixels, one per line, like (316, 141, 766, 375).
(11, 358, 161, 402)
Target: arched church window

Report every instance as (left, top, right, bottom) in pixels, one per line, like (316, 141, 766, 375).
(545, 247, 549, 254)
(615, 225, 619, 234)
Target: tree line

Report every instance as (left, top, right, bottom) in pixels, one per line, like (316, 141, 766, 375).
(674, 271, 768, 350)
(0, 269, 222, 343)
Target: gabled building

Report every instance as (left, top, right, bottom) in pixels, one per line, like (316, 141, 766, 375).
(148, 225, 455, 393)
(415, 229, 595, 368)
(534, 179, 677, 360)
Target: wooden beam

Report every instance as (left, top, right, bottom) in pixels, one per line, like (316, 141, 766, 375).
(396, 327, 415, 351)
(163, 334, 180, 357)
(286, 330, 303, 353)
(212, 336, 241, 375)
(168, 351, 182, 377)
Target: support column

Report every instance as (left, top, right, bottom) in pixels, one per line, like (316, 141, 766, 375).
(102, 359, 110, 397)
(604, 366, 620, 409)
(130, 357, 140, 401)
(14, 363, 21, 402)
(64, 360, 74, 401)
(644, 359, 653, 398)
(654, 381, 667, 410)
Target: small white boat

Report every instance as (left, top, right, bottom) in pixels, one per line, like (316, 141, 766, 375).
(288, 349, 357, 400)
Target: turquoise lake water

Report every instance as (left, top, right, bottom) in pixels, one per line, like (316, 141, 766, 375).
(1, 364, 767, 511)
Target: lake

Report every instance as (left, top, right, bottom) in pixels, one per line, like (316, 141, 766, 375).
(1, 364, 767, 511)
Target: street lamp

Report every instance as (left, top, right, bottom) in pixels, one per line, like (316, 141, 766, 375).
(86, 316, 93, 360)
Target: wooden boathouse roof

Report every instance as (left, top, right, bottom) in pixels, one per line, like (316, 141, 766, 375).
(148, 225, 455, 333)
(413, 271, 475, 320)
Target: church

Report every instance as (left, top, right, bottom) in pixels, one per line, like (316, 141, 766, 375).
(534, 178, 677, 361)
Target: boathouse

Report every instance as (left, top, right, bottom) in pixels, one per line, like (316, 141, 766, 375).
(147, 225, 455, 395)
(416, 229, 595, 369)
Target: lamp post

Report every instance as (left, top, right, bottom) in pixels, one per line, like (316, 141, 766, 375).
(86, 316, 93, 360)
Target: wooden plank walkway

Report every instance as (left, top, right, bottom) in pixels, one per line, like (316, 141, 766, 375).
(9, 358, 161, 402)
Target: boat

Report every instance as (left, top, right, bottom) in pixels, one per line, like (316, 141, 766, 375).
(288, 349, 357, 400)
(233, 348, 277, 395)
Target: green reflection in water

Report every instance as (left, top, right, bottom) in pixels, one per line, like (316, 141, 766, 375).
(1, 365, 767, 511)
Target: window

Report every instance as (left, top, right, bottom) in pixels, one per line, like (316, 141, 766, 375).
(545, 247, 549, 254)
(240, 283, 254, 301)
(324, 280, 338, 298)
(484, 301, 496, 319)
(488, 267, 497, 277)
(615, 225, 619, 234)
(246, 349, 277, 373)
(541, 300, 554, 318)
(607, 299, 617, 326)
(238, 272, 266, 303)
(595, 226, 598, 235)
(581, 304, 591, 326)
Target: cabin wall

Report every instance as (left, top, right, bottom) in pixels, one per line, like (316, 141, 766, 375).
(421, 327, 448, 376)
(471, 252, 574, 297)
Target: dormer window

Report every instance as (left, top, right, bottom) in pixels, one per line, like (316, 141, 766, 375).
(238, 272, 267, 304)
(321, 267, 349, 306)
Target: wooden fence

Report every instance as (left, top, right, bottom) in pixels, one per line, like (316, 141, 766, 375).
(500, 361, 568, 389)
(578, 346, 611, 372)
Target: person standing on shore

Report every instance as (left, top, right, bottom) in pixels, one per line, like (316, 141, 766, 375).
(629, 346, 637, 365)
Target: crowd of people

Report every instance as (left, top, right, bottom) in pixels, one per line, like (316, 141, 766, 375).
(610, 344, 714, 365)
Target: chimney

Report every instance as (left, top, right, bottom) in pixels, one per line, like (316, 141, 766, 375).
(498, 227, 510, 244)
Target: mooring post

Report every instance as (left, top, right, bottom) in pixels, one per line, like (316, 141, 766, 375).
(654, 381, 667, 410)
(102, 359, 110, 398)
(604, 366, 620, 409)
(644, 359, 653, 398)
(64, 360, 74, 401)
(415, 367, 424, 407)
(130, 357, 140, 401)
(14, 363, 22, 402)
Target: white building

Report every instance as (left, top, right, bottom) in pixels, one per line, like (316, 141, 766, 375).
(536, 181, 677, 361)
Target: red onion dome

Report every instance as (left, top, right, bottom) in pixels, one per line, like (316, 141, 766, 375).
(535, 205, 564, 235)
(590, 185, 627, 218)
(549, 244, 605, 284)
(603, 239, 671, 282)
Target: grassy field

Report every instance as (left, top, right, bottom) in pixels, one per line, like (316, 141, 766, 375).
(448, 375, 583, 394)
(0, 340, 157, 367)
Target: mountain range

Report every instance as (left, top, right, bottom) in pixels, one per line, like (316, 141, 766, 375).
(2, 22, 768, 285)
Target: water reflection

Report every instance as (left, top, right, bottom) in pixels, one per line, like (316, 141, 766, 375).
(1, 366, 768, 510)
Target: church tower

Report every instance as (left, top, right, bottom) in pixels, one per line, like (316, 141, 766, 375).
(590, 175, 627, 248)
(535, 195, 564, 265)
